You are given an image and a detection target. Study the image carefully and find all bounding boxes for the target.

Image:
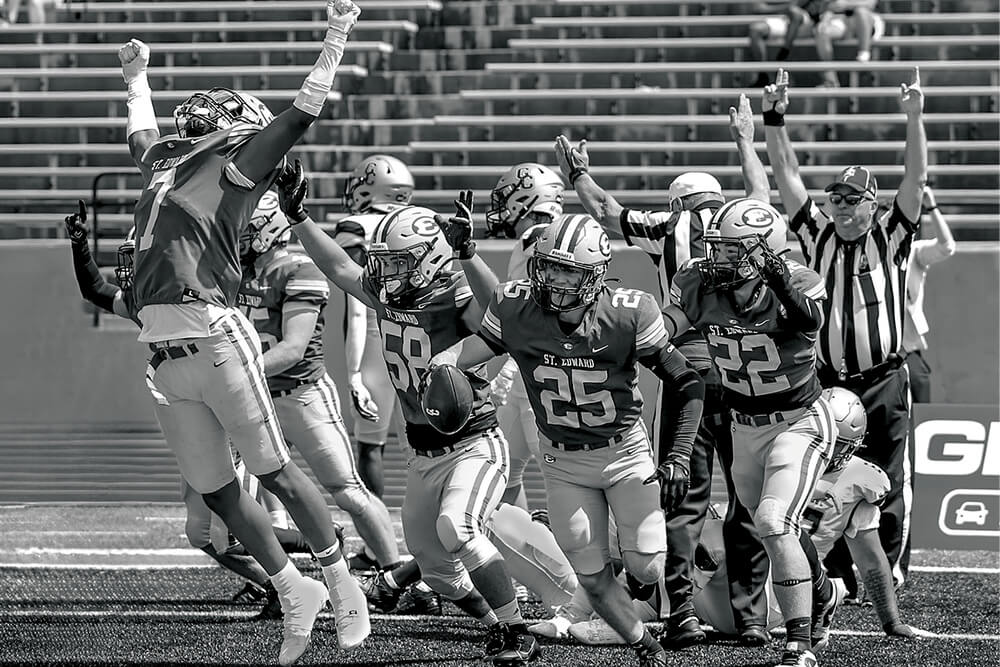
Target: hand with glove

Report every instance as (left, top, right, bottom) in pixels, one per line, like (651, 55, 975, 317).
(554, 134, 590, 185)
(327, 0, 361, 36)
(118, 38, 150, 85)
(643, 459, 690, 514)
(434, 190, 477, 260)
(349, 372, 380, 422)
(276, 159, 310, 224)
(489, 358, 519, 408)
(64, 199, 89, 246)
(745, 235, 788, 284)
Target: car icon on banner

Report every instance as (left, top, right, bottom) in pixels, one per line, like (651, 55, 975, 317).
(939, 490, 1000, 537)
(954, 501, 989, 526)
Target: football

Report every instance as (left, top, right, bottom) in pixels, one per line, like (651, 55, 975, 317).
(420, 364, 475, 435)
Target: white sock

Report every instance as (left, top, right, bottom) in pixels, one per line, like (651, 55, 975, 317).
(269, 559, 303, 600)
(857, 50, 871, 62)
(321, 557, 353, 595)
(269, 509, 289, 530)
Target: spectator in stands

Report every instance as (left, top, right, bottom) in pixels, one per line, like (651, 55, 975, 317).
(814, 0, 885, 87)
(552, 94, 773, 649)
(2, 0, 59, 26)
(748, 0, 826, 88)
(903, 185, 956, 403)
(763, 66, 927, 593)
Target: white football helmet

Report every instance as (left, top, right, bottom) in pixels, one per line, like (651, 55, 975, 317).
(668, 172, 724, 213)
(116, 226, 136, 290)
(367, 206, 452, 305)
(173, 87, 274, 138)
(239, 190, 290, 262)
(487, 163, 565, 239)
(821, 387, 867, 474)
(343, 154, 415, 215)
(528, 214, 611, 312)
(700, 197, 788, 290)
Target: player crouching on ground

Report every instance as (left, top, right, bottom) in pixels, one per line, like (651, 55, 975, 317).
(429, 214, 705, 667)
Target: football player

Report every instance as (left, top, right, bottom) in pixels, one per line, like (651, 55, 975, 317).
(485, 162, 566, 511)
(661, 198, 836, 667)
(280, 165, 541, 665)
(333, 154, 414, 569)
(432, 214, 706, 667)
(63, 204, 309, 622)
(237, 192, 402, 577)
(554, 95, 773, 648)
(116, 3, 369, 662)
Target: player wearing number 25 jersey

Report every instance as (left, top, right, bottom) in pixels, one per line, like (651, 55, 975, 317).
(439, 214, 705, 666)
(662, 198, 835, 667)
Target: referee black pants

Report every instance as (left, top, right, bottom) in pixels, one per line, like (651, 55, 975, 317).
(657, 341, 769, 627)
(824, 366, 913, 588)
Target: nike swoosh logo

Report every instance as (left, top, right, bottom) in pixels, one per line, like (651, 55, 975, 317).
(213, 360, 227, 367)
(592, 345, 609, 353)
(755, 320, 770, 326)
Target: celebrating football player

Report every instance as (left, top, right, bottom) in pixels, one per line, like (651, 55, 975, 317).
(485, 163, 566, 512)
(431, 214, 705, 667)
(554, 94, 773, 648)
(332, 155, 414, 570)
(661, 198, 836, 667)
(116, 2, 369, 662)
(281, 163, 540, 665)
(236, 192, 403, 579)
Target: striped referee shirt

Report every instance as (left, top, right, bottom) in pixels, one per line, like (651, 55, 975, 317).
(790, 198, 918, 375)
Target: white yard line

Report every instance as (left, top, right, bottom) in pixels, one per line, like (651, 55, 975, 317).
(910, 565, 1000, 574)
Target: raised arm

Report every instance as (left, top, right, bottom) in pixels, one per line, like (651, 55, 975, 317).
(763, 69, 810, 216)
(895, 67, 928, 223)
(730, 93, 771, 203)
(231, 0, 360, 184)
(554, 135, 625, 235)
(278, 161, 370, 305)
(434, 190, 500, 307)
(915, 186, 956, 267)
(117, 39, 159, 170)
(64, 201, 131, 321)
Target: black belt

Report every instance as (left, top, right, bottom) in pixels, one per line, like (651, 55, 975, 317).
(148, 342, 199, 370)
(270, 380, 311, 399)
(731, 410, 786, 428)
(549, 432, 625, 452)
(414, 444, 461, 458)
(834, 354, 904, 387)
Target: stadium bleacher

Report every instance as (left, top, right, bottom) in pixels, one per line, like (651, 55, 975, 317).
(0, 0, 996, 243)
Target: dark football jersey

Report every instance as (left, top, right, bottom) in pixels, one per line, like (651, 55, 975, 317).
(122, 289, 142, 326)
(671, 258, 826, 415)
(132, 124, 279, 311)
(238, 253, 329, 392)
(360, 270, 498, 450)
(480, 281, 669, 445)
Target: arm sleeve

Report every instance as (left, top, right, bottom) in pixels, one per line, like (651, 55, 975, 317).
(71, 242, 120, 314)
(761, 261, 826, 331)
(638, 344, 705, 466)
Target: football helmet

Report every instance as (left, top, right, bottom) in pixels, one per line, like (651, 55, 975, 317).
(821, 387, 867, 474)
(116, 226, 136, 290)
(667, 172, 724, 213)
(487, 163, 565, 239)
(367, 206, 452, 305)
(343, 155, 414, 215)
(173, 87, 274, 138)
(528, 214, 611, 312)
(700, 197, 788, 290)
(239, 190, 291, 263)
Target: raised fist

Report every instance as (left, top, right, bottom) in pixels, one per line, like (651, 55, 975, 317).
(328, 0, 361, 34)
(118, 38, 150, 84)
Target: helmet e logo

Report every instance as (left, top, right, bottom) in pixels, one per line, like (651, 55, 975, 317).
(741, 207, 775, 229)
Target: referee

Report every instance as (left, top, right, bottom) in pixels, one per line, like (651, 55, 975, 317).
(762, 66, 927, 589)
(552, 94, 774, 647)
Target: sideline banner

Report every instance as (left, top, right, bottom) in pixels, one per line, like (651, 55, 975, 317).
(911, 404, 1000, 550)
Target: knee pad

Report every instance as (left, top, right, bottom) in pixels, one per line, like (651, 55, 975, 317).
(420, 566, 474, 600)
(455, 534, 500, 572)
(622, 551, 665, 586)
(331, 481, 371, 516)
(754, 498, 797, 537)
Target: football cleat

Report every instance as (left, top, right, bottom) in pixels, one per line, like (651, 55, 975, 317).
(635, 644, 668, 667)
(255, 584, 283, 621)
(278, 577, 328, 666)
(811, 577, 847, 653)
(492, 624, 541, 665)
(528, 614, 574, 640)
(568, 618, 626, 646)
(660, 612, 706, 649)
(361, 569, 402, 613)
(347, 549, 378, 572)
(232, 581, 267, 603)
(780, 648, 818, 666)
(483, 622, 508, 659)
(325, 565, 371, 650)
(739, 625, 772, 646)
(395, 583, 442, 616)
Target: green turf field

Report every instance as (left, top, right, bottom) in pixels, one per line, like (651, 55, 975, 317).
(1, 505, 997, 666)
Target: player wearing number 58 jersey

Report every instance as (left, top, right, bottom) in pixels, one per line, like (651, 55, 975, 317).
(662, 198, 836, 667)
(285, 170, 540, 665)
(436, 214, 706, 667)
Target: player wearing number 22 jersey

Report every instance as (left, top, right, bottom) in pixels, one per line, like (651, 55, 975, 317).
(662, 198, 836, 667)
(440, 214, 705, 666)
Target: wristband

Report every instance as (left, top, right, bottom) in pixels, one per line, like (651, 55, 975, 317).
(293, 27, 347, 117)
(568, 167, 588, 185)
(125, 73, 157, 137)
(287, 210, 309, 226)
(763, 109, 785, 127)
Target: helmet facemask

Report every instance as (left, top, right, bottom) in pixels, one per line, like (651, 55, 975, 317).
(366, 206, 451, 307)
(700, 234, 766, 291)
(367, 242, 435, 306)
(486, 163, 564, 239)
(173, 88, 273, 138)
(116, 233, 135, 290)
(529, 253, 607, 312)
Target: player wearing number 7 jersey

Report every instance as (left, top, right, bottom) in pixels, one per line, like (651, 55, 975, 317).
(433, 214, 706, 667)
(662, 197, 836, 667)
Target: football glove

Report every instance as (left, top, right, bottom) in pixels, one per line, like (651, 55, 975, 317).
(64, 199, 89, 246)
(276, 159, 309, 224)
(643, 460, 690, 514)
(434, 190, 476, 260)
(348, 372, 379, 422)
(327, 0, 361, 34)
(554, 134, 589, 185)
(117, 38, 150, 85)
(746, 235, 788, 284)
